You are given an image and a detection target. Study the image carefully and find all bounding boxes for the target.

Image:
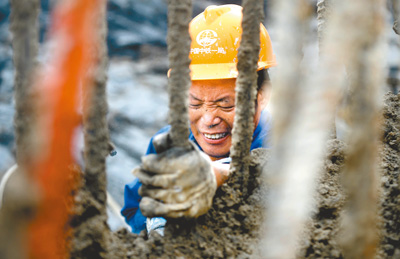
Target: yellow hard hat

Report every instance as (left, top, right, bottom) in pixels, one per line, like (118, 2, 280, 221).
(189, 4, 277, 80)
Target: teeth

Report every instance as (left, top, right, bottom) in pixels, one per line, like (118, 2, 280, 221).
(204, 133, 227, 140)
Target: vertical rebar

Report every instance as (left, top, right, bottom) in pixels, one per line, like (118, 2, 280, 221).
(317, 0, 334, 50)
(261, 0, 384, 256)
(0, 0, 40, 258)
(337, 0, 385, 257)
(317, 0, 338, 140)
(166, 0, 192, 148)
(23, 0, 104, 257)
(71, 0, 112, 257)
(260, 0, 341, 257)
(392, 0, 400, 34)
(11, 0, 40, 165)
(229, 0, 263, 190)
(82, 0, 110, 209)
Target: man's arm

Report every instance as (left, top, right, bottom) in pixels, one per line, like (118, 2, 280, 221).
(120, 179, 146, 233)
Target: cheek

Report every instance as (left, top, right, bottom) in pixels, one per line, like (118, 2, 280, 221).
(225, 110, 235, 128)
(189, 109, 201, 125)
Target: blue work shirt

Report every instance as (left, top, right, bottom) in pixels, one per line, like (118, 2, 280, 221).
(121, 109, 272, 233)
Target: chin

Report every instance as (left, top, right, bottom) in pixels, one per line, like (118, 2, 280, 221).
(199, 142, 231, 160)
(203, 150, 230, 160)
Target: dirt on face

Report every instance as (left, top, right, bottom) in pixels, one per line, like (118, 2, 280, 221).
(74, 92, 400, 258)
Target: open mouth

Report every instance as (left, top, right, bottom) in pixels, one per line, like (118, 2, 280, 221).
(203, 132, 228, 140)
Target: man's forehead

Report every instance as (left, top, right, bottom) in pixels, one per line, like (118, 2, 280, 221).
(189, 93, 234, 102)
(190, 79, 236, 102)
(191, 78, 236, 86)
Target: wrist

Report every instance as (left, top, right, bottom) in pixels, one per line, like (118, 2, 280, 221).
(212, 163, 230, 187)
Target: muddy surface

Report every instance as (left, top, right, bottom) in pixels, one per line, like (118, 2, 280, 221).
(376, 93, 400, 258)
(106, 141, 346, 259)
(107, 142, 343, 258)
(298, 92, 400, 258)
(72, 93, 400, 258)
(297, 140, 346, 258)
(111, 147, 271, 259)
(109, 141, 347, 259)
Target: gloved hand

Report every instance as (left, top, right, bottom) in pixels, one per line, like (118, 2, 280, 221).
(134, 133, 217, 218)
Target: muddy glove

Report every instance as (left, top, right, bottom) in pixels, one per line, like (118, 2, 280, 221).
(134, 133, 217, 218)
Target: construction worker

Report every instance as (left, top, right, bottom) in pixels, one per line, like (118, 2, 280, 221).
(121, 4, 277, 235)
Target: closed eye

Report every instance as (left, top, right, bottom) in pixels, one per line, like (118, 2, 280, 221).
(219, 105, 234, 111)
(189, 104, 202, 109)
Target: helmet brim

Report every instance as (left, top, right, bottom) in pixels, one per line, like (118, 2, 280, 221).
(189, 59, 277, 80)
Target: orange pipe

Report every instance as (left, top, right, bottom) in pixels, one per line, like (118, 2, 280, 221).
(27, 0, 101, 258)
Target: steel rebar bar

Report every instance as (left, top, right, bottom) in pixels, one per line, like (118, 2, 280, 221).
(0, 0, 40, 258)
(260, 0, 340, 257)
(71, 1, 112, 257)
(336, 0, 385, 257)
(229, 0, 264, 191)
(166, 0, 192, 148)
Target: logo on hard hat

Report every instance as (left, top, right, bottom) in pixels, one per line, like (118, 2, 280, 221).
(196, 30, 218, 47)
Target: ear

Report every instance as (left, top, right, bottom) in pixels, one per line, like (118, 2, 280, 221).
(256, 82, 271, 110)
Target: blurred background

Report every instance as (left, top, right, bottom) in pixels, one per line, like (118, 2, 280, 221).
(0, 0, 399, 230)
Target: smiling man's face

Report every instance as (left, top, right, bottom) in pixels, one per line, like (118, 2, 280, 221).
(189, 78, 266, 161)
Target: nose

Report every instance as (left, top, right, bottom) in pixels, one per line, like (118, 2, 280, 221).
(201, 108, 222, 128)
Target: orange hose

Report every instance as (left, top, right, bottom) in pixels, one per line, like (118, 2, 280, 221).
(27, 0, 101, 258)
